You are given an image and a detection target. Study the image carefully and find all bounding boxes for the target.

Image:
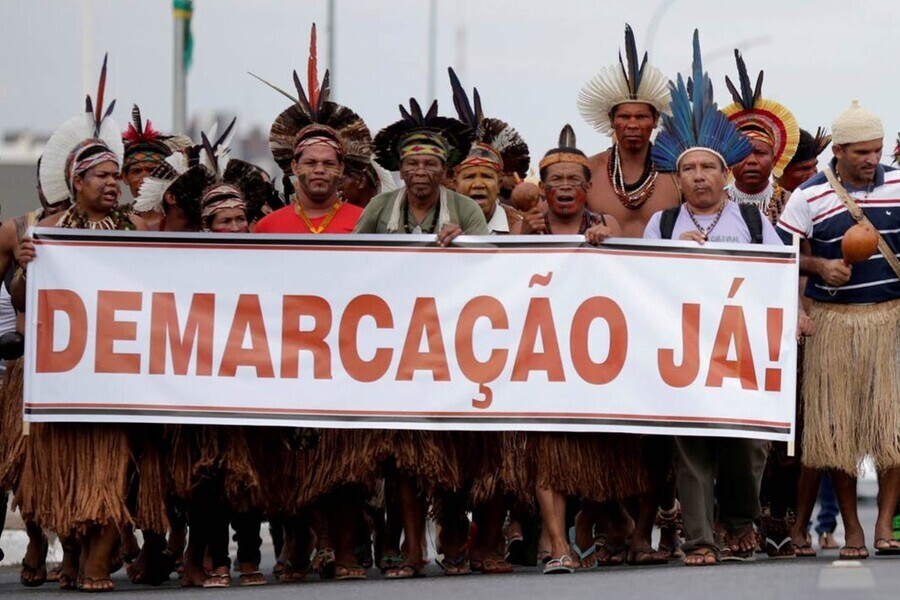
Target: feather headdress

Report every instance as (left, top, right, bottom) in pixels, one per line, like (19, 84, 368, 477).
(577, 24, 671, 137)
(122, 104, 192, 170)
(373, 98, 474, 171)
(721, 50, 800, 177)
(538, 125, 591, 172)
(39, 53, 124, 206)
(259, 24, 372, 174)
(448, 67, 530, 178)
(651, 31, 752, 173)
(787, 127, 832, 166)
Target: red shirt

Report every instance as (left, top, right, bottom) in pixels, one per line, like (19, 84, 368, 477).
(254, 202, 362, 234)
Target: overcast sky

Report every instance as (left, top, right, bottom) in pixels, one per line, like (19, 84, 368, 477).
(2, 0, 898, 164)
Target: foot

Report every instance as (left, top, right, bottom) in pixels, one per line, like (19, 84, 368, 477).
(384, 563, 424, 579)
(78, 576, 115, 592)
(683, 547, 718, 567)
(542, 554, 576, 574)
(202, 566, 231, 588)
(627, 545, 670, 566)
(127, 545, 173, 585)
(721, 528, 757, 561)
(20, 532, 49, 587)
(314, 547, 337, 579)
(873, 538, 900, 555)
(818, 532, 839, 549)
(437, 553, 471, 575)
(839, 545, 869, 560)
(334, 563, 367, 580)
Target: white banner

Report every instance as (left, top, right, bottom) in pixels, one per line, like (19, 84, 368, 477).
(24, 229, 799, 440)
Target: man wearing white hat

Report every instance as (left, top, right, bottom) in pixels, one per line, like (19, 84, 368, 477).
(777, 100, 900, 560)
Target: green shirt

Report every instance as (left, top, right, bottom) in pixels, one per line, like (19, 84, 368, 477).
(353, 186, 490, 235)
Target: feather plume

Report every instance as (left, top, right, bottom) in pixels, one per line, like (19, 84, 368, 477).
(651, 30, 752, 172)
(248, 72, 298, 104)
(619, 24, 643, 96)
(448, 67, 477, 129)
(94, 53, 108, 135)
(558, 124, 577, 149)
(131, 105, 143, 137)
(815, 127, 832, 154)
(308, 24, 319, 112)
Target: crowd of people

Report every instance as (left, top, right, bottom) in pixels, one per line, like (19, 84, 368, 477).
(0, 23, 898, 591)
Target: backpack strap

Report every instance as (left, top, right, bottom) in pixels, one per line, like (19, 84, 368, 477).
(737, 203, 764, 244)
(658, 206, 681, 240)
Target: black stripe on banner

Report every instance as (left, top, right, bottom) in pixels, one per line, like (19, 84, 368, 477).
(32, 229, 797, 260)
(25, 407, 789, 435)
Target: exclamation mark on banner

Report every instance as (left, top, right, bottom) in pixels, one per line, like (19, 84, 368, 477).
(765, 308, 783, 392)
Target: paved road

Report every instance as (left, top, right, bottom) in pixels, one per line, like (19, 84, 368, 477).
(1, 488, 894, 599)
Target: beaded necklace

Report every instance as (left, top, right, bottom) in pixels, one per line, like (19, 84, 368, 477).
(686, 200, 726, 239)
(58, 205, 135, 231)
(294, 200, 341, 234)
(607, 144, 658, 210)
(728, 182, 787, 226)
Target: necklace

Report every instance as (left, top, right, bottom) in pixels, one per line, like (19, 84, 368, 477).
(728, 182, 787, 226)
(403, 196, 441, 234)
(58, 205, 135, 231)
(686, 200, 726, 239)
(607, 144, 658, 210)
(294, 201, 341, 234)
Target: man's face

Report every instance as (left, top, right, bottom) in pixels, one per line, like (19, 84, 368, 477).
(399, 154, 444, 201)
(291, 144, 344, 204)
(611, 103, 656, 151)
(124, 161, 158, 197)
(541, 162, 590, 217)
(677, 150, 728, 210)
(833, 139, 883, 185)
(779, 158, 818, 191)
(731, 139, 775, 191)
(455, 165, 500, 218)
(209, 207, 249, 233)
(73, 161, 122, 212)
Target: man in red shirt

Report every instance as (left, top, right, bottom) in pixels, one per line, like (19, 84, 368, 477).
(255, 125, 361, 233)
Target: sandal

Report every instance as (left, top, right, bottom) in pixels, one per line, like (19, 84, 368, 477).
(77, 576, 116, 592)
(20, 533, 49, 587)
(874, 538, 900, 556)
(839, 545, 869, 560)
(481, 557, 514, 574)
(794, 543, 817, 558)
(238, 570, 268, 586)
(683, 547, 718, 567)
(47, 565, 62, 583)
(58, 573, 78, 591)
(202, 572, 232, 588)
(542, 554, 575, 574)
(436, 553, 471, 575)
(505, 534, 526, 565)
(818, 532, 839, 550)
(335, 563, 367, 581)
(721, 530, 757, 562)
(567, 526, 598, 569)
(384, 563, 425, 579)
(626, 545, 669, 566)
(595, 540, 628, 566)
(315, 548, 337, 579)
(379, 554, 404, 574)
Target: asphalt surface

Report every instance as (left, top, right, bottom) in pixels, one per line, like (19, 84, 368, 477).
(0, 485, 895, 599)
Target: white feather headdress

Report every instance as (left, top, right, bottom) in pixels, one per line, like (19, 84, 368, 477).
(39, 54, 123, 206)
(577, 25, 671, 137)
(133, 151, 190, 213)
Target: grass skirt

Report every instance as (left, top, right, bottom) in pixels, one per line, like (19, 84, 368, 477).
(0, 359, 24, 490)
(15, 422, 132, 536)
(802, 299, 900, 474)
(527, 432, 651, 503)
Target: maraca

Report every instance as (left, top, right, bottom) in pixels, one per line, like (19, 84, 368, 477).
(841, 222, 879, 264)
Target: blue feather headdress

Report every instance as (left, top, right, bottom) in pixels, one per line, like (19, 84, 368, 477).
(651, 31, 752, 173)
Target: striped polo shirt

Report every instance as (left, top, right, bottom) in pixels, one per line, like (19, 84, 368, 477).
(777, 160, 900, 304)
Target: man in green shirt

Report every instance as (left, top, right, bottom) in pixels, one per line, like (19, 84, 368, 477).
(355, 99, 488, 243)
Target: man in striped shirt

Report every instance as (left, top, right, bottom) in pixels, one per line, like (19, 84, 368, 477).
(777, 100, 900, 560)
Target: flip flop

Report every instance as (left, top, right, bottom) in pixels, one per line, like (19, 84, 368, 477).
(794, 543, 817, 557)
(567, 526, 598, 569)
(481, 557, 514, 574)
(627, 545, 670, 566)
(874, 538, 900, 556)
(839, 545, 869, 560)
(542, 554, 575, 574)
(505, 534, 526, 565)
(202, 572, 232, 588)
(20, 534, 49, 587)
(238, 570, 268, 586)
(384, 563, 425, 579)
(77, 576, 116, 592)
(436, 554, 471, 575)
(334, 563, 367, 581)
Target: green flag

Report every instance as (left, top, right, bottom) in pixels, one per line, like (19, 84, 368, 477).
(173, 0, 193, 72)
